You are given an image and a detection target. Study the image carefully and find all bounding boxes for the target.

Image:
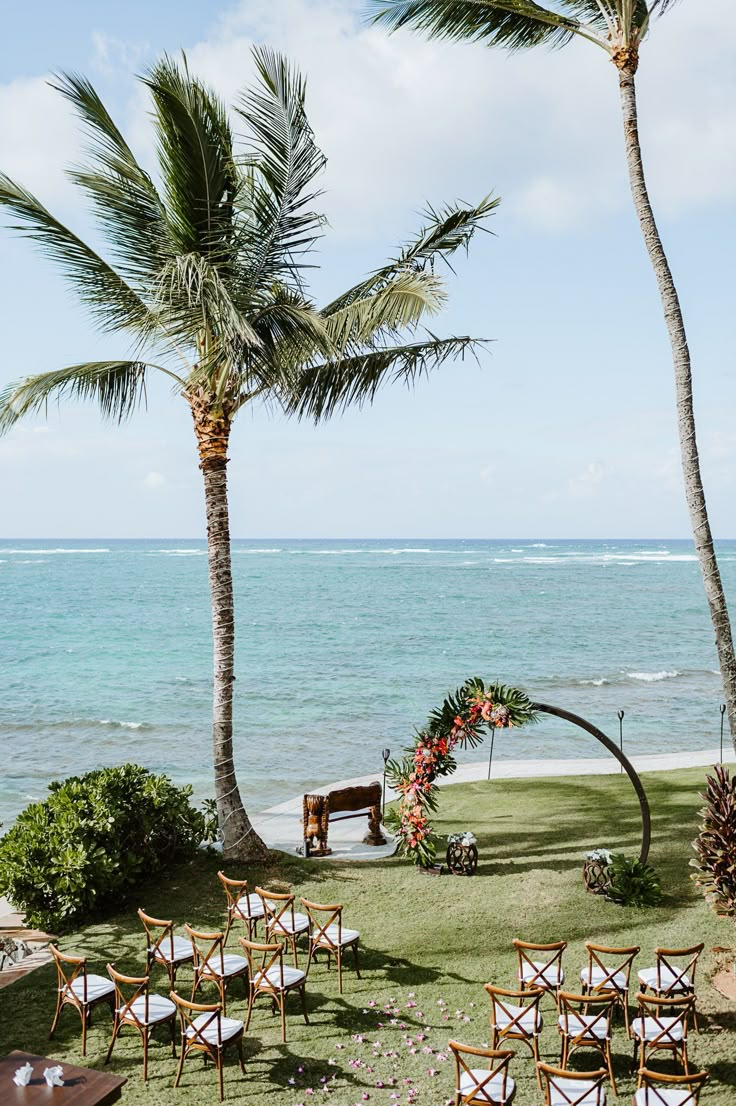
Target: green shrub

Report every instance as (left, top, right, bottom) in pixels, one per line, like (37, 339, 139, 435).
(0, 764, 207, 932)
(690, 763, 736, 920)
(605, 854, 663, 908)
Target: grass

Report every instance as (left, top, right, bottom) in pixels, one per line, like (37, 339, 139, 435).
(1, 765, 735, 1105)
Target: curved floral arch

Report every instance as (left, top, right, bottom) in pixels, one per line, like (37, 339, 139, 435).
(387, 678, 651, 868)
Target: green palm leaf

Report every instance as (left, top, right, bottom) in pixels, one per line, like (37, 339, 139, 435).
(0, 361, 155, 431)
(369, 0, 584, 49)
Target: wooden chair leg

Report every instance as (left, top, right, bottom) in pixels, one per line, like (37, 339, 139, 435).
(280, 993, 287, 1043)
(81, 1005, 88, 1057)
(173, 1042, 186, 1088)
(306, 940, 315, 977)
(220, 978, 227, 1016)
(224, 913, 232, 944)
(245, 990, 255, 1031)
(171, 1015, 177, 1057)
(337, 948, 343, 994)
(49, 995, 63, 1040)
(217, 1049, 224, 1103)
(532, 1035, 541, 1087)
(291, 936, 299, 969)
(606, 1042, 617, 1096)
(105, 1018, 119, 1065)
(142, 1029, 149, 1083)
(238, 1037, 246, 1074)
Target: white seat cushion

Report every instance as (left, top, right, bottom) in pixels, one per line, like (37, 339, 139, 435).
(270, 912, 309, 935)
(121, 993, 176, 1025)
(493, 1002, 541, 1036)
(68, 975, 115, 1003)
(549, 1077, 606, 1106)
(631, 1016, 684, 1043)
(458, 1069, 515, 1103)
(186, 1012, 243, 1046)
(254, 965, 305, 990)
(638, 967, 692, 993)
(232, 894, 265, 920)
(581, 966, 627, 991)
(558, 1012, 609, 1040)
(150, 936, 194, 963)
(521, 960, 564, 987)
(312, 924, 360, 947)
(203, 953, 248, 978)
(634, 1090, 694, 1106)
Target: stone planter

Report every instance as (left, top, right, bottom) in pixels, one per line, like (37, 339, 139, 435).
(583, 857, 612, 895)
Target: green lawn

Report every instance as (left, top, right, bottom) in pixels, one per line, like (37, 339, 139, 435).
(1, 765, 734, 1105)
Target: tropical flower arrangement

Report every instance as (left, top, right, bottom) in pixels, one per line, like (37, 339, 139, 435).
(585, 848, 613, 864)
(385, 678, 537, 868)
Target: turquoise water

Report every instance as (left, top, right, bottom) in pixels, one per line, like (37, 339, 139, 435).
(1, 538, 733, 826)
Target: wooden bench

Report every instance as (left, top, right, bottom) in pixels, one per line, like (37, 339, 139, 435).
(302, 782, 385, 856)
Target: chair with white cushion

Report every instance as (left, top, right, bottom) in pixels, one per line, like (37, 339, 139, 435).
(239, 937, 309, 1043)
(256, 886, 310, 967)
(538, 1062, 607, 1106)
(138, 908, 194, 990)
(302, 897, 360, 993)
(217, 870, 265, 943)
(48, 944, 115, 1057)
(513, 939, 566, 1005)
(484, 983, 544, 1075)
(185, 924, 249, 1015)
(449, 1040, 516, 1105)
(557, 990, 617, 1094)
(580, 942, 640, 1037)
(637, 946, 703, 1031)
(171, 992, 245, 1103)
(631, 993, 694, 1079)
(633, 1068, 709, 1105)
(105, 963, 176, 1081)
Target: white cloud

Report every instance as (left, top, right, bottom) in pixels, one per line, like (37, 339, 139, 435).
(142, 470, 166, 489)
(0, 75, 79, 208)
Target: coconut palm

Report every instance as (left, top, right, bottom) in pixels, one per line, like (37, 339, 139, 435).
(0, 48, 497, 858)
(370, 0, 736, 747)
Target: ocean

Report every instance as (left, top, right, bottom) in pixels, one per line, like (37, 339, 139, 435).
(1, 538, 733, 828)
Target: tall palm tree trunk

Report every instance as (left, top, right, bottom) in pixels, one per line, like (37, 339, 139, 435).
(616, 52, 736, 750)
(191, 390, 269, 859)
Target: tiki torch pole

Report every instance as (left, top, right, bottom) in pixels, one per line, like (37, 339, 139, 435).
(720, 704, 726, 764)
(381, 748, 391, 818)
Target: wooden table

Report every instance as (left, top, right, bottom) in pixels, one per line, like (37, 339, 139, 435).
(0, 1052, 126, 1105)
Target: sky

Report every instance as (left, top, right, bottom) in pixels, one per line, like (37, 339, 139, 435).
(0, 0, 734, 539)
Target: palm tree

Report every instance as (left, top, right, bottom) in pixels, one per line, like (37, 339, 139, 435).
(370, 0, 736, 749)
(0, 48, 497, 858)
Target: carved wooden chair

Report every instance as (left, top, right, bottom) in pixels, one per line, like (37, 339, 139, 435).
(185, 924, 249, 1014)
(171, 991, 245, 1103)
(484, 983, 543, 1078)
(513, 939, 566, 1004)
(48, 944, 115, 1057)
(138, 908, 194, 989)
(256, 886, 309, 967)
(637, 945, 703, 1031)
(633, 1068, 709, 1105)
(631, 993, 694, 1080)
(217, 871, 265, 943)
(580, 942, 640, 1037)
(557, 990, 617, 1094)
(105, 963, 176, 1081)
(537, 1062, 608, 1106)
(239, 937, 309, 1043)
(302, 898, 360, 993)
(448, 1040, 516, 1105)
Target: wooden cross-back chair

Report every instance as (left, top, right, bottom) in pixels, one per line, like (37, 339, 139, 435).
(185, 923, 249, 1015)
(105, 963, 176, 1082)
(255, 886, 309, 967)
(138, 908, 194, 989)
(484, 983, 543, 1078)
(637, 945, 703, 1031)
(557, 990, 617, 1094)
(48, 944, 115, 1057)
(238, 937, 309, 1044)
(301, 898, 361, 994)
(634, 1068, 709, 1105)
(537, 1062, 608, 1106)
(170, 991, 245, 1103)
(631, 993, 694, 1080)
(448, 1040, 516, 1106)
(580, 942, 640, 1037)
(513, 939, 566, 1004)
(217, 870, 265, 943)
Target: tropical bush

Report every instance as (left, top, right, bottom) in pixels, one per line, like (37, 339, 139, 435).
(691, 764, 736, 921)
(0, 764, 207, 932)
(605, 854, 663, 908)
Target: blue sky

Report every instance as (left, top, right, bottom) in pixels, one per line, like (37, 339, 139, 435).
(1, 0, 734, 538)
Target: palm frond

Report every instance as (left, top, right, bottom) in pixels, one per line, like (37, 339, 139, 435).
(368, 0, 584, 50)
(235, 46, 327, 288)
(324, 270, 447, 350)
(0, 174, 156, 336)
(647, 0, 681, 15)
(0, 361, 153, 432)
(287, 334, 485, 421)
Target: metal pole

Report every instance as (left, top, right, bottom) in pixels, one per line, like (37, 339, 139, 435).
(487, 731, 495, 780)
(617, 710, 625, 774)
(381, 748, 391, 818)
(720, 704, 726, 764)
